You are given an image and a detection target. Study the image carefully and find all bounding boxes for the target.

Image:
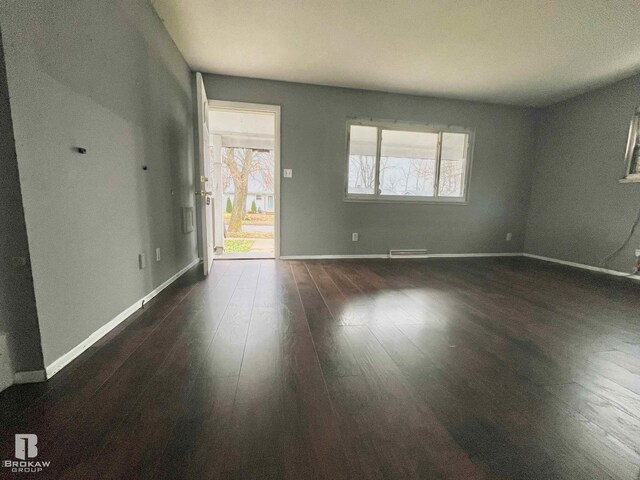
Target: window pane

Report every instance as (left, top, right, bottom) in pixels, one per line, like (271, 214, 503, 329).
(438, 132, 468, 197)
(348, 125, 377, 195)
(379, 129, 438, 196)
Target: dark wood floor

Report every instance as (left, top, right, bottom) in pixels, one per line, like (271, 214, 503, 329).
(1, 257, 640, 479)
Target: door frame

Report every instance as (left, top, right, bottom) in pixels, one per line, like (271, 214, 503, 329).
(195, 72, 214, 275)
(209, 100, 281, 259)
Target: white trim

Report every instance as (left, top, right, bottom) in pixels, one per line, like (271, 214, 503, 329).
(344, 196, 469, 205)
(420, 252, 522, 258)
(14, 370, 46, 384)
(523, 253, 640, 280)
(196, 72, 213, 275)
(45, 258, 200, 379)
(280, 252, 522, 260)
(209, 100, 281, 259)
(344, 118, 475, 205)
(389, 249, 428, 258)
(618, 174, 640, 183)
(623, 107, 640, 179)
(281, 252, 640, 281)
(280, 254, 389, 260)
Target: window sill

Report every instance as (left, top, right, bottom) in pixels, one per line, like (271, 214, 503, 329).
(344, 196, 468, 205)
(619, 173, 640, 183)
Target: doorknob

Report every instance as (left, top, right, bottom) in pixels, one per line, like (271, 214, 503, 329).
(195, 190, 213, 196)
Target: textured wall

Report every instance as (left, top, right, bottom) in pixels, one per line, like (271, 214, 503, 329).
(203, 74, 537, 257)
(0, 28, 44, 389)
(0, 0, 198, 367)
(526, 74, 640, 273)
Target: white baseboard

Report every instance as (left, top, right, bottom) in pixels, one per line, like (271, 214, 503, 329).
(280, 252, 523, 260)
(280, 254, 389, 260)
(418, 252, 523, 258)
(523, 253, 639, 280)
(38, 252, 637, 381)
(45, 258, 200, 379)
(14, 370, 47, 384)
(280, 252, 639, 282)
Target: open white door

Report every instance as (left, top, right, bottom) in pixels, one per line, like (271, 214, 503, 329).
(196, 72, 214, 275)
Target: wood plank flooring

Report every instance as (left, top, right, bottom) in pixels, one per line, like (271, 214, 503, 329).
(1, 257, 639, 479)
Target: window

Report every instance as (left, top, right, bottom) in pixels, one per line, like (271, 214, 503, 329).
(347, 125, 377, 195)
(623, 107, 640, 182)
(346, 121, 472, 202)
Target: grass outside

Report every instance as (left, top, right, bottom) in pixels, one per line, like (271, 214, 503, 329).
(223, 239, 254, 252)
(223, 213, 274, 225)
(226, 231, 274, 239)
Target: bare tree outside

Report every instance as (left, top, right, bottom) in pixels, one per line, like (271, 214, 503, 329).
(222, 147, 274, 232)
(347, 126, 468, 199)
(438, 160, 464, 196)
(379, 157, 436, 195)
(348, 155, 376, 191)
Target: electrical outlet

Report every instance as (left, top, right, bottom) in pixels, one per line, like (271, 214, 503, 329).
(352, 233, 359, 242)
(138, 253, 147, 269)
(10, 256, 27, 268)
(283, 169, 293, 178)
(156, 248, 161, 262)
(506, 232, 512, 241)
(635, 248, 640, 257)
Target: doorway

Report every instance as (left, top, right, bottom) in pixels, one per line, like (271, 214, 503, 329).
(209, 101, 280, 259)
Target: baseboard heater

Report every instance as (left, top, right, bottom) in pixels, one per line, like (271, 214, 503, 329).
(389, 249, 429, 258)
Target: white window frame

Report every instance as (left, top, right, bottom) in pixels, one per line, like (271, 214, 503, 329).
(620, 107, 640, 183)
(344, 119, 474, 204)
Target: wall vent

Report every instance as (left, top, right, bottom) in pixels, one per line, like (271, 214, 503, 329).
(389, 249, 429, 258)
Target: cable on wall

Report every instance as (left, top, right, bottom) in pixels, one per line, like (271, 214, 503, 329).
(599, 203, 640, 274)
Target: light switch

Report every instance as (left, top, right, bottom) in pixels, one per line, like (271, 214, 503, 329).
(283, 169, 293, 178)
(139, 253, 147, 269)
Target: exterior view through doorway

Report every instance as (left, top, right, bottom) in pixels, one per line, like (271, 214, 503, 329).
(209, 102, 280, 259)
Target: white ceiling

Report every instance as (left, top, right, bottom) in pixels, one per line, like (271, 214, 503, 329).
(151, 0, 640, 106)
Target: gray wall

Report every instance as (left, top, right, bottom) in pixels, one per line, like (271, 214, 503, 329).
(526, 74, 640, 273)
(2, 0, 632, 376)
(203, 74, 538, 257)
(0, 28, 44, 387)
(0, 0, 198, 368)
